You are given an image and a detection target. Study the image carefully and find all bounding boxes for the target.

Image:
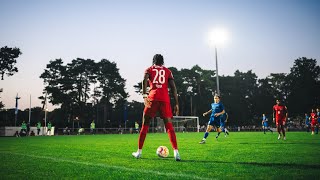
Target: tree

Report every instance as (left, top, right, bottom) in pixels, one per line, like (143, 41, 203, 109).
(0, 46, 22, 80)
(0, 88, 4, 109)
(287, 57, 320, 115)
(96, 59, 128, 127)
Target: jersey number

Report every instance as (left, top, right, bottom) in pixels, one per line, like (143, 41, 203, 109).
(152, 69, 165, 84)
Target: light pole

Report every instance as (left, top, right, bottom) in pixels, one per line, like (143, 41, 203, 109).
(187, 86, 193, 116)
(215, 46, 220, 95)
(208, 27, 229, 96)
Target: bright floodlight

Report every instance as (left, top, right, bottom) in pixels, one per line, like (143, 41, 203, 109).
(208, 27, 229, 47)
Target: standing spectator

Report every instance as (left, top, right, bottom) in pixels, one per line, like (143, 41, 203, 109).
(36, 121, 41, 135)
(26, 123, 30, 136)
(90, 120, 96, 135)
(47, 121, 52, 136)
(20, 121, 27, 136)
(273, 99, 288, 140)
(132, 54, 180, 161)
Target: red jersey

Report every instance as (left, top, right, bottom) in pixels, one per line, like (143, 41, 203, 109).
(273, 104, 287, 121)
(310, 112, 318, 123)
(145, 65, 173, 103)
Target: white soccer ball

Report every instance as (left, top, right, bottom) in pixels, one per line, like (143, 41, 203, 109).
(156, 146, 169, 158)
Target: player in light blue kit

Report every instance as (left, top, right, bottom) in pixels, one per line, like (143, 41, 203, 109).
(216, 112, 229, 139)
(262, 114, 273, 134)
(199, 95, 225, 144)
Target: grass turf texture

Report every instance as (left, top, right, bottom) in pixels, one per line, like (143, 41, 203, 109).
(1, 132, 319, 179)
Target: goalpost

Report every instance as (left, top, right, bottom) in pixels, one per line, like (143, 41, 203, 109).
(173, 116, 200, 132)
(155, 116, 200, 133)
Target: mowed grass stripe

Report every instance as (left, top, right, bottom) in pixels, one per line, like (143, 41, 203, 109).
(2, 151, 213, 180)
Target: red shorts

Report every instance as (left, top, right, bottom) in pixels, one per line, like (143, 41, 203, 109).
(311, 121, 318, 127)
(276, 119, 285, 126)
(143, 101, 173, 119)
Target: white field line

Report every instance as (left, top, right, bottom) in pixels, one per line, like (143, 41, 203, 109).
(3, 151, 214, 180)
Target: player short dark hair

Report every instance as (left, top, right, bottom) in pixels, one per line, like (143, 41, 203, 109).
(153, 54, 164, 65)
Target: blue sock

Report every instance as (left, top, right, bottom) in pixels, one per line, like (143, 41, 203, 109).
(204, 132, 209, 139)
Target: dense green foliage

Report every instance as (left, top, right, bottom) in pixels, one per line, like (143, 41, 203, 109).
(0, 56, 319, 129)
(38, 58, 128, 129)
(0, 132, 319, 179)
(0, 46, 22, 81)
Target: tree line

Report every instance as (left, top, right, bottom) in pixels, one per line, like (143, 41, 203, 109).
(0, 46, 319, 129)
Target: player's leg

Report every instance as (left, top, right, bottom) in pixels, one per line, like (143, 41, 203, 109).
(200, 124, 213, 143)
(311, 124, 315, 135)
(225, 127, 229, 135)
(276, 121, 281, 139)
(281, 124, 286, 140)
(268, 127, 273, 133)
(263, 126, 266, 134)
(161, 102, 180, 161)
(132, 102, 156, 158)
(163, 118, 180, 161)
(216, 124, 222, 139)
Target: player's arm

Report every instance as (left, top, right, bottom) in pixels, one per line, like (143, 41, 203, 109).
(215, 109, 225, 117)
(169, 78, 179, 116)
(142, 73, 151, 108)
(203, 109, 212, 116)
(272, 107, 275, 123)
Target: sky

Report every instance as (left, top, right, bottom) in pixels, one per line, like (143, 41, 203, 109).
(1, 0, 319, 111)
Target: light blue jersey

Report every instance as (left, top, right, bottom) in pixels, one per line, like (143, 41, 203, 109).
(208, 102, 224, 126)
(262, 115, 268, 127)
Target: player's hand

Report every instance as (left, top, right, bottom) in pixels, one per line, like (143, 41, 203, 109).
(214, 113, 219, 117)
(202, 113, 206, 117)
(174, 104, 179, 116)
(283, 121, 286, 126)
(144, 98, 151, 108)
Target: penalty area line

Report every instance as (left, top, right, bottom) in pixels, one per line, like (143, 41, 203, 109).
(3, 152, 213, 180)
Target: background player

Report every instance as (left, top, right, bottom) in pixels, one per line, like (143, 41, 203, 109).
(305, 113, 310, 132)
(309, 109, 318, 135)
(262, 114, 273, 134)
(199, 95, 225, 144)
(273, 99, 288, 140)
(216, 111, 229, 139)
(132, 54, 180, 161)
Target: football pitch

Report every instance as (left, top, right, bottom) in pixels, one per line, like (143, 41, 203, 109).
(1, 132, 319, 179)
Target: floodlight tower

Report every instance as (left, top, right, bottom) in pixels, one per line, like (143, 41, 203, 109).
(208, 27, 229, 96)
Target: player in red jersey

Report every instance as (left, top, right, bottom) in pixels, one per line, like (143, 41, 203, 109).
(273, 99, 288, 140)
(132, 54, 181, 161)
(309, 109, 318, 135)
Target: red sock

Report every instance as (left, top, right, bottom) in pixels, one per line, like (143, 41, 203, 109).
(165, 122, 178, 150)
(138, 125, 149, 149)
(311, 127, 315, 132)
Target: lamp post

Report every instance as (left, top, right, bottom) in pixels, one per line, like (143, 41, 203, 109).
(187, 86, 193, 116)
(208, 27, 229, 96)
(215, 46, 220, 95)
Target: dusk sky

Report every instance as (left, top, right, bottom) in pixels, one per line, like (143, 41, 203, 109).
(1, 0, 319, 111)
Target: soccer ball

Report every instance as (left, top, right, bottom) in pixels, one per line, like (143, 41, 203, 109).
(156, 146, 169, 158)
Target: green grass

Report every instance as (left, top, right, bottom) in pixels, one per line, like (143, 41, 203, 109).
(1, 132, 320, 179)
